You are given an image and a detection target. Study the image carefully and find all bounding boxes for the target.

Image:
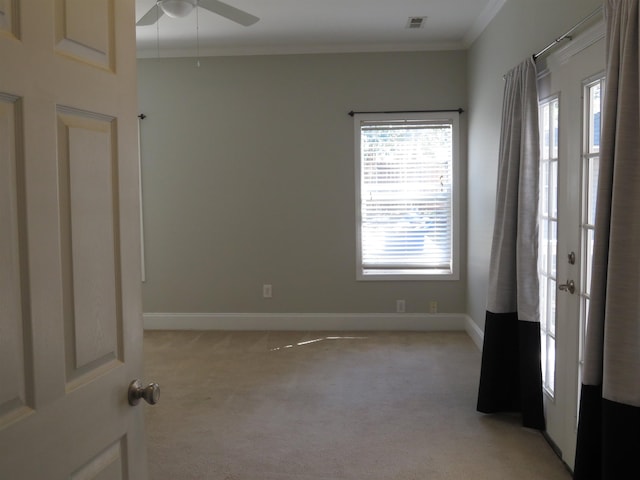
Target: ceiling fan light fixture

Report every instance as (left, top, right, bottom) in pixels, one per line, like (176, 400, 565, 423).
(158, 0, 197, 19)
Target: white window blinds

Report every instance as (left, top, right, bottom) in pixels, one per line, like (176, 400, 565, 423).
(355, 113, 458, 279)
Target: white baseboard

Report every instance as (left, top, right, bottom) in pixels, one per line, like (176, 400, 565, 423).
(464, 315, 484, 351)
(143, 312, 468, 332)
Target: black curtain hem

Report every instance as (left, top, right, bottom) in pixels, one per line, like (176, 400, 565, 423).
(477, 311, 545, 430)
(574, 384, 640, 479)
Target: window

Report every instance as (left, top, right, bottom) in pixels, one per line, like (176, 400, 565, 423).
(354, 112, 460, 280)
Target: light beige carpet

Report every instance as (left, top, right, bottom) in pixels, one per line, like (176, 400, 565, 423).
(143, 331, 571, 480)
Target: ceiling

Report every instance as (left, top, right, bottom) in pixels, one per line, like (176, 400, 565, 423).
(135, 0, 506, 58)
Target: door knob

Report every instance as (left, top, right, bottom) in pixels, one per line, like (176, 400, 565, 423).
(558, 280, 576, 295)
(128, 380, 160, 406)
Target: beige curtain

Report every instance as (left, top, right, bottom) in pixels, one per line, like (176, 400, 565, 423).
(574, 1, 640, 477)
(476, 57, 544, 430)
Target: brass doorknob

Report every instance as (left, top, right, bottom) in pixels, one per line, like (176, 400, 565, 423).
(128, 380, 160, 406)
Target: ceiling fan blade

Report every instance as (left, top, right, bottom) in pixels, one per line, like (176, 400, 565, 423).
(137, 4, 165, 26)
(198, 0, 259, 26)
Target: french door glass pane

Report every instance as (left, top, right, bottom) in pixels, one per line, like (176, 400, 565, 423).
(588, 157, 599, 225)
(542, 103, 550, 161)
(539, 96, 559, 397)
(583, 298, 590, 346)
(541, 331, 548, 385)
(547, 336, 556, 392)
(550, 221, 558, 277)
(550, 161, 558, 218)
(589, 84, 601, 154)
(548, 278, 557, 337)
(541, 221, 549, 275)
(541, 161, 549, 216)
(540, 276, 548, 330)
(552, 100, 559, 158)
(585, 228, 594, 295)
(579, 77, 605, 416)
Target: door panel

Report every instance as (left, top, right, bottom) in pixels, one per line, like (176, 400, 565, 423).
(0, 93, 33, 428)
(0, 1, 147, 478)
(0, 0, 19, 36)
(58, 108, 123, 389)
(70, 439, 125, 480)
(54, 0, 115, 70)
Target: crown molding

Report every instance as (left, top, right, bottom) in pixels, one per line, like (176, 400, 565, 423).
(136, 41, 466, 59)
(463, 0, 507, 47)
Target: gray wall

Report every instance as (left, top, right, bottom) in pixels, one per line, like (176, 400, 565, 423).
(466, 0, 602, 330)
(138, 51, 468, 314)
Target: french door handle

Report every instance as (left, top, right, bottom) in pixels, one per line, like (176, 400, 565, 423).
(558, 280, 576, 295)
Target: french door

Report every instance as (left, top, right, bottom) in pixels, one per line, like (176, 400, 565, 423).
(538, 33, 604, 468)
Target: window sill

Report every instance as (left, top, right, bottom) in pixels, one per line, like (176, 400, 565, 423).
(357, 268, 458, 281)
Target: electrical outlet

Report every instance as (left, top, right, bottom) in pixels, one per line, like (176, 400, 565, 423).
(429, 300, 438, 313)
(263, 284, 272, 298)
(396, 299, 406, 313)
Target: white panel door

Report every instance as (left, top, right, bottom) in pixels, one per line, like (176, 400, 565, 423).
(0, 1, 149, 478)
(539, 31, 604, 469)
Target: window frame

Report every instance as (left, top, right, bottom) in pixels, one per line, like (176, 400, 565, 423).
(353, 112, 460, 281)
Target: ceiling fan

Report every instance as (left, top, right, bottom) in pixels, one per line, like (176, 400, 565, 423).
(137, 0, 260, 27)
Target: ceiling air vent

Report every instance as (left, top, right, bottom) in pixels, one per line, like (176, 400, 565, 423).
(406, 16, 427, 29)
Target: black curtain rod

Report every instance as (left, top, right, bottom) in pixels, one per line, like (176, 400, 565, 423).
(532, 5, 603, 60)
(348, 108, 464, 117)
